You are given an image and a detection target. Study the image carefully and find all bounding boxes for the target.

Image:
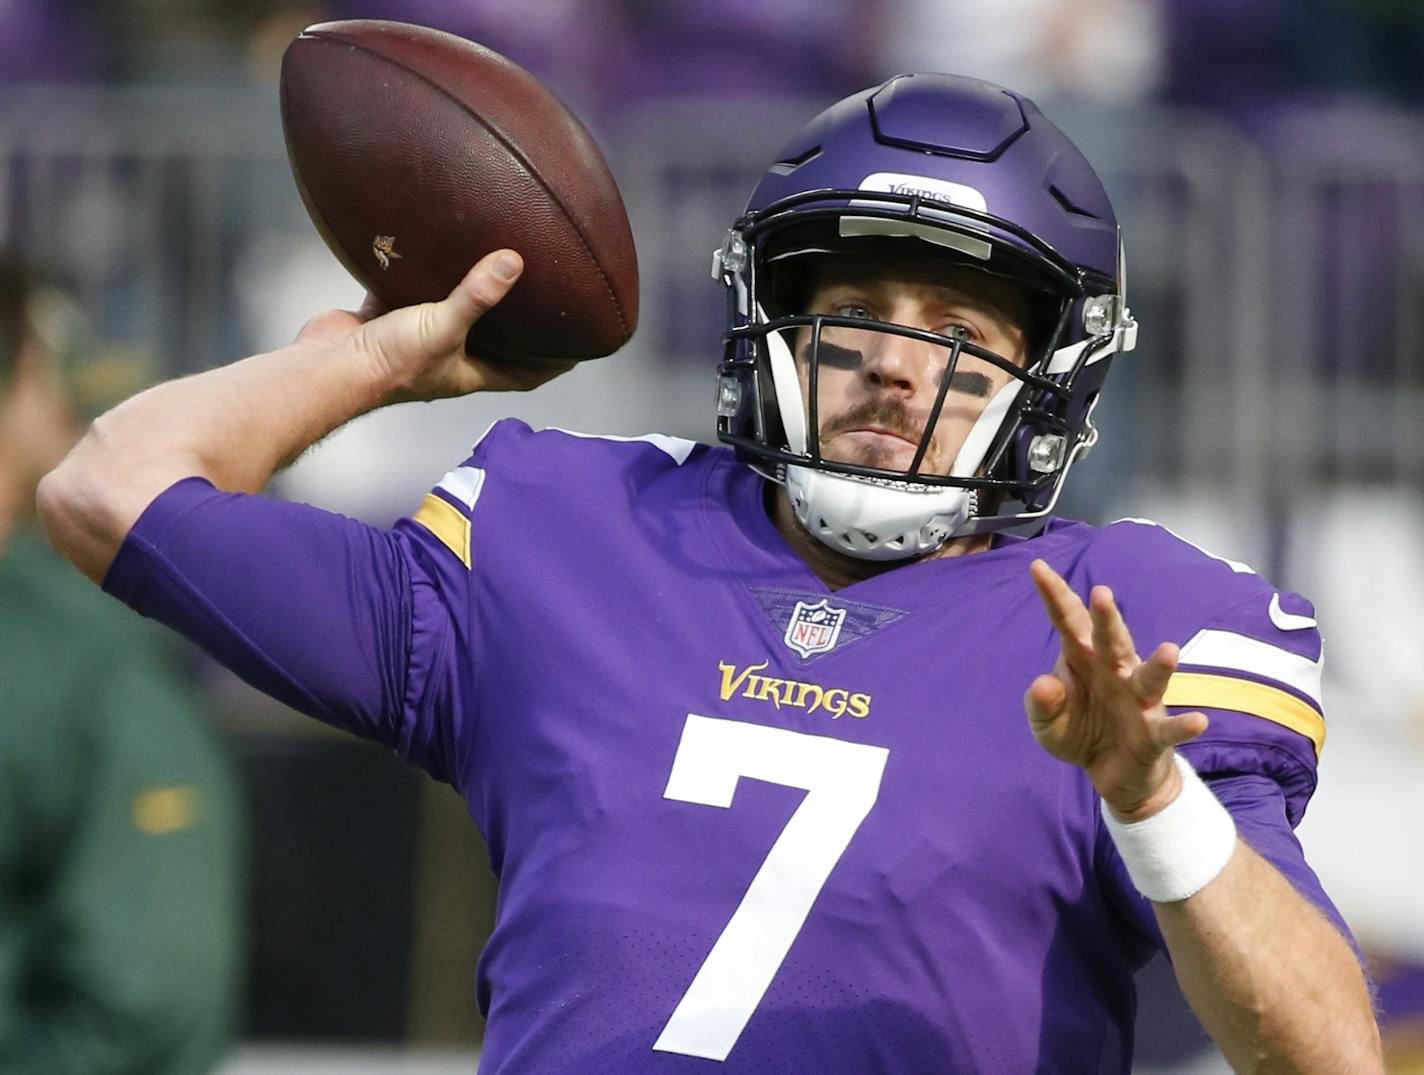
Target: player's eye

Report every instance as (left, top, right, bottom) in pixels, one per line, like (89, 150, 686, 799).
(833, 302, 875, 321)
(940, 321, 977, 342)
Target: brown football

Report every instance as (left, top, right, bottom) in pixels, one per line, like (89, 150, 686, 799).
(280, 20, 638, 364)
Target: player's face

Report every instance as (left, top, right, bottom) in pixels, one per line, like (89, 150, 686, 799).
(794, 255, 1030, 476)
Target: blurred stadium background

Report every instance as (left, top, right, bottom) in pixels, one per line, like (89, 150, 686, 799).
(3, 0, 1422, 1071)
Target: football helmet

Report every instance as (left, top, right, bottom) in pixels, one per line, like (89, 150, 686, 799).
(713, 73, 1137, 560)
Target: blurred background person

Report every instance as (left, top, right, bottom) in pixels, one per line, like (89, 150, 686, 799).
(0, 252, 245, 1075)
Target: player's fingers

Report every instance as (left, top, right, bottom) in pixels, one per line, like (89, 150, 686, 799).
(1023, 672, 1069, 729)
(1088, 586, 1138, 668)
(1130, 641, 1178, 705)
(1029, 559, 1093, 650)
(462, 249, 524, 316)
(1151, 709, 1209, 750)
(424, 250, 524, 350)
(357, 290, 388, 323)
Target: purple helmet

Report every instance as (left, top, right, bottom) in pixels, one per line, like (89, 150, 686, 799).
(713, 73, 1138, 560)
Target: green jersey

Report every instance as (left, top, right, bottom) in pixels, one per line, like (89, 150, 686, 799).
(0, 528, 244, 1075)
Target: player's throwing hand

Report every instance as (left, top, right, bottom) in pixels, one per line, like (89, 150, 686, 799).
(291, 249, 576, 406)
(1024, 558, 1210, 822)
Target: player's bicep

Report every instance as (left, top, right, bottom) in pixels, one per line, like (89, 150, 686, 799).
(102, 477, 454, 775)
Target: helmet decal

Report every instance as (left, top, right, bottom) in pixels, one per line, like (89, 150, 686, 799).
(856, 173, 988, 212)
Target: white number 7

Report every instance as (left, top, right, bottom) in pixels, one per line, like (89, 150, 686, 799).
(653, 714, 889, 1061)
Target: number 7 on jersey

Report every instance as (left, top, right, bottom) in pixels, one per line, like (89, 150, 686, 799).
(653, 714, 889, 1061)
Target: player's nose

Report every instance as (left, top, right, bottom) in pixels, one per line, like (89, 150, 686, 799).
(861, 328, 945, 398)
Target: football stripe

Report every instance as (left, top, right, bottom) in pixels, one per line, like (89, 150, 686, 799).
(436, 465, 487, 510)
(1164, 672, 1325, 756)
(1177, 628, 1323, 706)
(413, 493, 472, 568)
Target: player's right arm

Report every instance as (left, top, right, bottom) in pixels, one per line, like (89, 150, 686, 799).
(37, 249, 563, 583)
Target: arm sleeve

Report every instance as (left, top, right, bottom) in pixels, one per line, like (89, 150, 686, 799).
(102, 476, 464, 784)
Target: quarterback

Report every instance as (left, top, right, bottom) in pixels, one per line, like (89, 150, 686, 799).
(39, 75, 1379, 1071)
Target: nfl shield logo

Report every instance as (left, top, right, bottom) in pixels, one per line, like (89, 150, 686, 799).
(783, 598, 847, 658)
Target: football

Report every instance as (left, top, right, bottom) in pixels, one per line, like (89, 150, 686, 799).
(280, 20, 638, 364)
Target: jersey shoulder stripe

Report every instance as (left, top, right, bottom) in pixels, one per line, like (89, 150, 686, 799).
(1177, 628, 1324, 707)
(1168, 624, 1326, 757)
(411, 465, 489, 568)
(1164, 672, 1324, 756)
(1090, 517, 1326, 759)
(413, 492, 471, 567)
(407, 421, 704, 568)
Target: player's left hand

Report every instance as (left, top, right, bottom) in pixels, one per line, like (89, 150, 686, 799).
(1024, 559, 1209, 822)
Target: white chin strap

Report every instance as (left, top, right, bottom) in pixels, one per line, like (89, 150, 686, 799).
(785, 465, 976, 561)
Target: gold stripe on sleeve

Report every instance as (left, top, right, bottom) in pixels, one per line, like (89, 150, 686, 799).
(412, 494, 471, 569)
(1163, 672, 1325, 757)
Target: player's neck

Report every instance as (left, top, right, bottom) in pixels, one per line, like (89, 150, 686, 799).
(768, 486, 990, 591)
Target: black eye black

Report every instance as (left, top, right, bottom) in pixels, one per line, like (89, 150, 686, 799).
(944, 370, 992, 397)
(806, 340, 863, 370)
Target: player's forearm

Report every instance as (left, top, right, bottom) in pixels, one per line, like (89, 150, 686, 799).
(38, 335, 393, 582)
(1156, 838, 1381, 1073)
(38, 254, 540, 584)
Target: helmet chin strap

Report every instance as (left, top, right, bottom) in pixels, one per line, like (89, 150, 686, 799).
(764, 318, 1026, 562)
(785, 465, 974, 561)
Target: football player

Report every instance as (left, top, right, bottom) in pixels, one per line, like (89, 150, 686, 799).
(38, 75, 1380, 1071)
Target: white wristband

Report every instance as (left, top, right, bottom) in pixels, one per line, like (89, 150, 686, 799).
(1102, 753, 1237, 903)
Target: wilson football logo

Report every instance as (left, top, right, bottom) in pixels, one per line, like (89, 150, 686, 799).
(783, 598, 846, 658)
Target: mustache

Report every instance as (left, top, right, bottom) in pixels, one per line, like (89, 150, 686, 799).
(819, 397, 927, 445)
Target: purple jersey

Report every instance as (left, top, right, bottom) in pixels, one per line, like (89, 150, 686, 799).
(104, 419, 1344, 1073)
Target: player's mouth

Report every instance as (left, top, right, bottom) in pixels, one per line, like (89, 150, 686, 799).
(824, 428, 932, 471)
(818, 399, 942, 471)
(843, 425, 917, 445)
